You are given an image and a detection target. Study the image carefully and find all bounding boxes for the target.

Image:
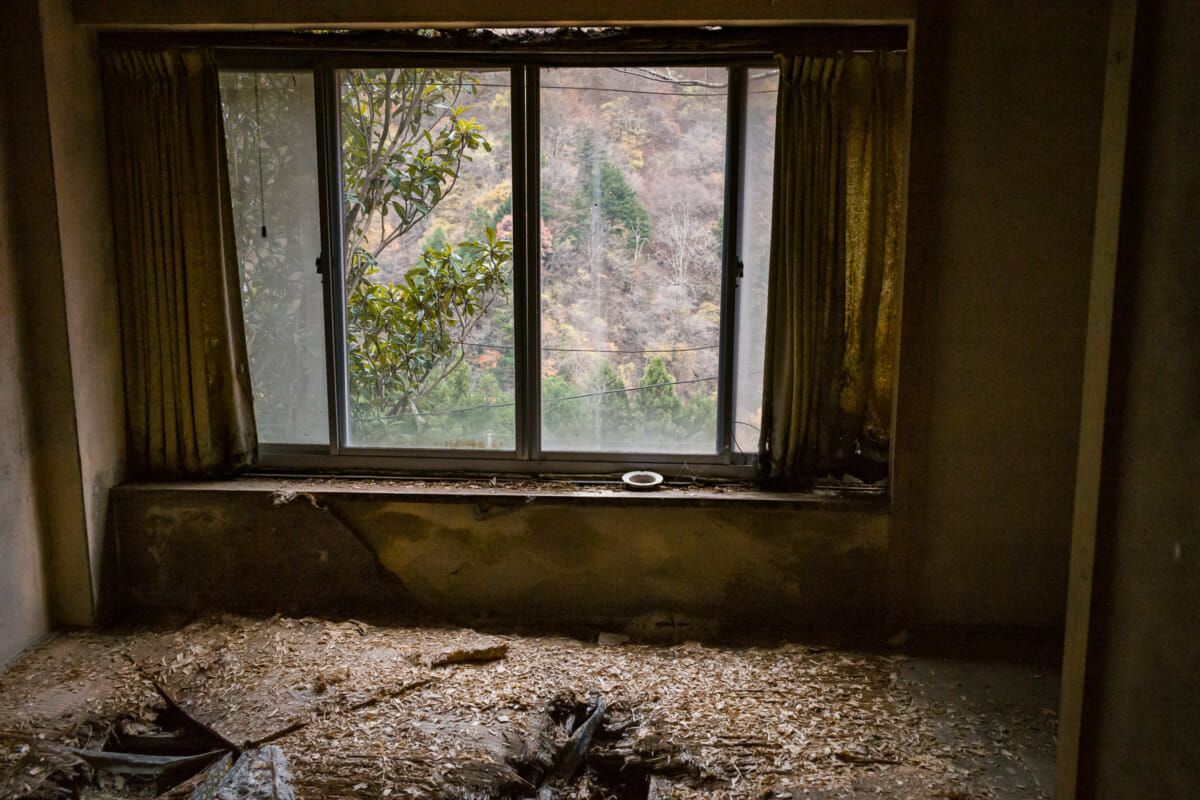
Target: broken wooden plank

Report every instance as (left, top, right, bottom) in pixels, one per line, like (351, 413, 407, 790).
(153, 683, 240, 753)
(546, 697, 606, 785)
(213, 745, 294, 800)
(154, 752, 233, 800)
(424, 635, 509, 667)
(65, 747, 225, 777)
(141, 618, 424, 749)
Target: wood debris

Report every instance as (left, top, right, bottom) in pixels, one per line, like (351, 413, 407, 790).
(423, 634, 510, 668)
(0, 616, 1056, 800)
(212, 746, 293, 800)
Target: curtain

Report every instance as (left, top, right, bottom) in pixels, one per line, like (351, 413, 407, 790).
(102, 48, 257, 477)
(759, 51, 906, 484)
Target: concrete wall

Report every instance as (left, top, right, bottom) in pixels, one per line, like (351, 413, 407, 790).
(0, 0, 1120, 651)
(0, 0, 96, 643)
(0, 65, 50, 664)
(1081, 2, 1200, 796)
(892, 0, 1107, 629)
(108, 484, 889, 633)
(39, 0, 126, 617)
(0, 0, 124, 653)
(62, 0, 1110, 634)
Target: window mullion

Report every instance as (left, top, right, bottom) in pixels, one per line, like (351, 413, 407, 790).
(513, 64, 542, 462)
(314, 61, 348, 455)
(717, 66, 747, 462)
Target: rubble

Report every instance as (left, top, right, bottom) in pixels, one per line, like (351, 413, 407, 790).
(0, 616, 1056, 799)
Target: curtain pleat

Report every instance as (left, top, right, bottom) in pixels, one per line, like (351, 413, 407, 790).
(102, 48, 256, 477)
(759, 51, 906, 484)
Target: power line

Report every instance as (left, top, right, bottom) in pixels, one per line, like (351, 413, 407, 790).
(548, 343, 718, 354)
(343, 79, 775, 95)
(547, 374, 715, 404)
(352, 374, 717, 421)
(542, 83, 726, 97)
(456, 341, 719, 355)
(344, 79, 729, 97)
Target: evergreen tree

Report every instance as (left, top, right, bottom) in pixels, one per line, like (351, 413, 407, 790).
(684, 391, 717, 442)
(635, 357, 684, 434)
(542, 374, 585, 445)
(566, 129, 651, 255)
(593, 361, 632, 438)
(422, 225, 448, 253)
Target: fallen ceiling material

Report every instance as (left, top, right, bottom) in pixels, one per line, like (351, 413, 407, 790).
(0, 616, 1054, 799)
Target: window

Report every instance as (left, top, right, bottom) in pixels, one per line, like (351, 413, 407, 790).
(217, 31, 874, 478)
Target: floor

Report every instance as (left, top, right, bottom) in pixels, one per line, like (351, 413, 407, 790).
(0, 616, 1058, 799)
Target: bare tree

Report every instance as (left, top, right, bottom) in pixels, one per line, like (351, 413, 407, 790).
(655, 200, 719, 302)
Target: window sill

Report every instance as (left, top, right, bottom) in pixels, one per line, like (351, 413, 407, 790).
(115, 474, 889, 512)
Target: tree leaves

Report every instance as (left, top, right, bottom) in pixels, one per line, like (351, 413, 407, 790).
(338, 68, 514, 435)
(346, 236, 513, 428)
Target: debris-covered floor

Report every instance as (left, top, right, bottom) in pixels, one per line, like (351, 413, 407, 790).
(0, 617, 1057, 799)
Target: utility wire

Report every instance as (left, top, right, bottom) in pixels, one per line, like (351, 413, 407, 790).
(352, 374, 717, 421)
(375, 80, 776, 96)
(369, 79, 730, 97)
(455, 341, 719, 355)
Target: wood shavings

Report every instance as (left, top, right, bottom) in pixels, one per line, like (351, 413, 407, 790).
(0, 617, 1055, 800)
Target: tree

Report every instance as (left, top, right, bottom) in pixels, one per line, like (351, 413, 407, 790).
(655, 199, 719, 301)
(339, 69, 514, 434)
(592, 360, 632, 439)
(566, 129, 651, 260)
(543, 374, 586, 445)
(635, 357, 684, 435)
(341, 68, 493, 297)
(347, 229, 512, 425)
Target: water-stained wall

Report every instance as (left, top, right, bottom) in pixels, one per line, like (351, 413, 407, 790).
(108, 484, 888, 633)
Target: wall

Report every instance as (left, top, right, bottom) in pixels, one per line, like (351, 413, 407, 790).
(1081, 1, 1200, 795)
(0, 0, 96, 639)
(892, 0, 1108, 628)
(39, 0, 126, 616)
(73, 0, 916, 27)
(108, 484, 889, 633)
(57, 0, 1114, 633)
(0, 68, 50, 664)
(0, 0, 124, 649)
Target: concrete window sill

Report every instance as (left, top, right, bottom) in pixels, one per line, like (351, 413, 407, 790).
(115, 475, 890, 512)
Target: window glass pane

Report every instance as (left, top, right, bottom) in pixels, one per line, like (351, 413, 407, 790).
(339, 69, 515, 450)
(734, 68, 778, 456)
(539, 67, 727, 454)
(219, 72, 328, 445)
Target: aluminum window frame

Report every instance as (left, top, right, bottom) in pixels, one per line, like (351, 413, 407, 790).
(216, 43, 778, 479)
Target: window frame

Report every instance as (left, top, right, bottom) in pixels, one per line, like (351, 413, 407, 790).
(214, 30, 900, 479)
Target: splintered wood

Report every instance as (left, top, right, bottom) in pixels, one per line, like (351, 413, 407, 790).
(0, 616, 1053, 799)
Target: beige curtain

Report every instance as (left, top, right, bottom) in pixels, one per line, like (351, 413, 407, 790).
(759, 51, 906, 484)
(102, 48, 257, 477)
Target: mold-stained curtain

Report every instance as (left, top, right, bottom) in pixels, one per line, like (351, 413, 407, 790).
(101, 48, 257, 477)
(759, 51, 906, 485)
